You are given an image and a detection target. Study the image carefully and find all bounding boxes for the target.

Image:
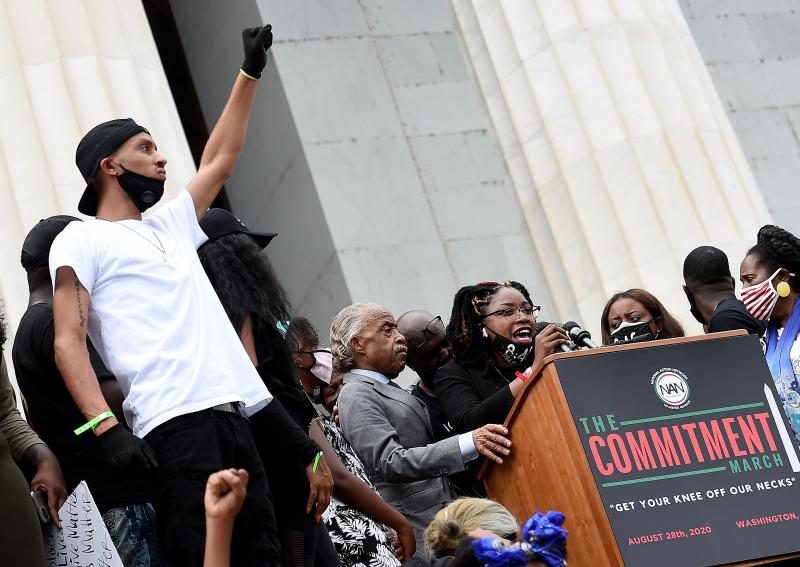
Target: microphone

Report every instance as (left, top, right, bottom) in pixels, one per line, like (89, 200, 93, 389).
(562, 321, 600, 349)
(535, 321, 573, 353)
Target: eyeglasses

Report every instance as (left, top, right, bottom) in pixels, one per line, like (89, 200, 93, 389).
(405, 316, 445, 349)
(480, 306, 541, 320)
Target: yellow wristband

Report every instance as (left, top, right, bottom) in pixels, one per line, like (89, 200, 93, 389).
(239, 68, 258, 81)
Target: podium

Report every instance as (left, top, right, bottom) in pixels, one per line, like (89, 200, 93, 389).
(480, 331, 800, 567)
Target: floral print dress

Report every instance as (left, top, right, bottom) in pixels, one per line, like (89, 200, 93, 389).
(317, 417, 402, 567)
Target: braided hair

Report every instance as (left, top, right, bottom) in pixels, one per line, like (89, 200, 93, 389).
(287, 316, 320, 351)
(446, 281, 533, 367)
(746, 225, 800, 293)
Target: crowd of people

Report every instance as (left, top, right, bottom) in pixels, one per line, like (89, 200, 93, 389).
(0, 22, 798, 567)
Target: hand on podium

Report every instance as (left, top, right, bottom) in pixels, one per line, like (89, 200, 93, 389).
(472, 424, 512, 464)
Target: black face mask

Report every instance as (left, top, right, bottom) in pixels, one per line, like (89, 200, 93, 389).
(486, 328, 532, 366)
(415, 351, 453, 387)
(417, 367, 438, 386)
(610, 320, 657, 343)
(114, 163, 164, 212)
(683, 286, 705, 325)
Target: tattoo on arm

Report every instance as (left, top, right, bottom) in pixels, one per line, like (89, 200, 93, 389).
(74, 277, 86, 329)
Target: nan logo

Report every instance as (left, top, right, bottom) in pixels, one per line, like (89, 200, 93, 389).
(651, 368, 690, 410)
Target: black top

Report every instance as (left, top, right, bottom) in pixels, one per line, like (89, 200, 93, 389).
(248, 316, 321, 529)
(433, 357, 524, 434)
(251, 316, 319, 443)
(411, 381, 484, 497)
(12, 303, 151, 512)
(708, 298, 766, 336)
(411, 382, 454, 442)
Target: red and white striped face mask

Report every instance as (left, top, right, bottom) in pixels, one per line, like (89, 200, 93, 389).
(741, 269, 781, 320)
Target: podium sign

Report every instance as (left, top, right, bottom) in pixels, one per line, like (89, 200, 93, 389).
(557, 334, 800, 567)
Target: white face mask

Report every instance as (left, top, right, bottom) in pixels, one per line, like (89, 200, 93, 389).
(741, 269, 781, 321)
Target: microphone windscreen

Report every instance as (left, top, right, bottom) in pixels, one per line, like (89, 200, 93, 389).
(534, 321, 550, 336)
(562, 321, 580, 333)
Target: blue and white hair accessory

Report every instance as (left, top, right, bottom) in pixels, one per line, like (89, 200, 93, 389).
(472, 511, 567, 567)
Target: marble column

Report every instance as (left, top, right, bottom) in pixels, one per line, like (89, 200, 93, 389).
(450, 0, 772, 331)
(0, 0, 194, 349)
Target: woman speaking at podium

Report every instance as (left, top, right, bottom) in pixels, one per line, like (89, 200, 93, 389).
(433, 281, 569, 492)
(740, 225, 800, 440)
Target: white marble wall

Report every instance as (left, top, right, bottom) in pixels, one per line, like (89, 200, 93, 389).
(0, 0, 195, 367)
(168, 0, 353, 338)
(450, 0, 773, 334)
(256, 0, 561, 329)
(679, 0, 800, 232)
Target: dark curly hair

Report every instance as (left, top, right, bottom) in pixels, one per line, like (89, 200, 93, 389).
(287, 317, 319, 351)
(600, 289, 685, 345)
(446, 281, 533, 367)
(198, 233, 291, 334)
(746, 225, 800, 293)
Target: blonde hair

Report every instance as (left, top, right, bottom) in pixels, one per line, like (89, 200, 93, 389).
(424, 498, 519, 556)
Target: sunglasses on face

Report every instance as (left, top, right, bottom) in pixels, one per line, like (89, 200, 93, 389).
(405, 316, 445, 349)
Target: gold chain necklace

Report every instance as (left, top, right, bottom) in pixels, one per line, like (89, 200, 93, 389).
(97, 217, 167, 263)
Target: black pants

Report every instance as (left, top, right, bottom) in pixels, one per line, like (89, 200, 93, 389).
(145, 408, 281, 566)
(252, 418, 342, 567)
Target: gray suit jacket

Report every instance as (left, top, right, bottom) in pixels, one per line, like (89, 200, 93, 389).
(337, 372, 466, 565)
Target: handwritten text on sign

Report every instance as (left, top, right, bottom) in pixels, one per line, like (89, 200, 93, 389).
(43, 481, 123, 567)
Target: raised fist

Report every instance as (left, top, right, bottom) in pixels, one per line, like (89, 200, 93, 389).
(241, 25, 273, 79)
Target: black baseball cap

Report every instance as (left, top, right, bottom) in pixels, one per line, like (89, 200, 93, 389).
(21, 215, 81, 273)
(75, 118, 149, 216)
(199, 208, 277, 250)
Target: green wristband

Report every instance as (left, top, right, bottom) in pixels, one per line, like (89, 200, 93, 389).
(74, 411, 115, 435)
(312, 451, 322, 474)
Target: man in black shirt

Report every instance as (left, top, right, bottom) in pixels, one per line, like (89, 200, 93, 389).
(397, 310, 454, 442)
(12, 216, 166, 566)
(398, 310, 485, 496)
(682, 245, 765, 336)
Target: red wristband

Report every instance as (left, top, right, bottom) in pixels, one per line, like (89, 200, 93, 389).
(515, 371, 529, 383)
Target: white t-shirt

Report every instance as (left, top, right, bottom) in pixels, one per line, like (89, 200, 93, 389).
(49, 191, 271, 437)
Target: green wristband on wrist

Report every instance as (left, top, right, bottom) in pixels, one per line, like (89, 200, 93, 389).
(312, 451, 323, 474)
(74, 411, 115, 435)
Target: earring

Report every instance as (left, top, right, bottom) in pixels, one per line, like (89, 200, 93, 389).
(482, 328, 488, 338)
(777, 281, 792, 298)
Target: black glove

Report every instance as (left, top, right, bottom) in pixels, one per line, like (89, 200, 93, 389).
(241, 25, 273, 79)
(98, 423, 159, 472)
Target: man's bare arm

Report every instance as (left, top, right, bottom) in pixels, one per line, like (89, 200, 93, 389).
(53, 267, 118, 436)
(187, 26, 272, 218)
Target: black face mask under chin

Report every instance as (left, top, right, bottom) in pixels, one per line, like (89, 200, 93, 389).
(416, 352, 453, 386)
(485, 327, 532, 366)
(417, 367, 438, 386)
(114, 163, 165, 212)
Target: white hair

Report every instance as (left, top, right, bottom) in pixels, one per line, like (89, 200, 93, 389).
(330, 303, 380, 373)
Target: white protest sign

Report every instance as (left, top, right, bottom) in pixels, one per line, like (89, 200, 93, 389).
(43, 481, 124, 567)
